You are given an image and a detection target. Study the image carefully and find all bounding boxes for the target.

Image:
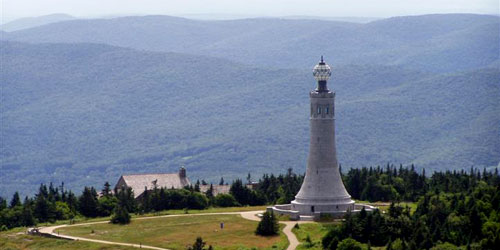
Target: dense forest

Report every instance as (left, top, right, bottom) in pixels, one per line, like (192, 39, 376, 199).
(324, 165, 500, 249)
(1, 165, 499, 249)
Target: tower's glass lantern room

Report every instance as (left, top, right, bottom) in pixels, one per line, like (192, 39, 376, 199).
(312, 56, 331, 92)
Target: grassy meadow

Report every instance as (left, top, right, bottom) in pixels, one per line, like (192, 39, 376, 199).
(1, 206, 276, 250)
(292, 223, 384, 250)
(59, 214, 288, 250)
(0, 227, 134, 250)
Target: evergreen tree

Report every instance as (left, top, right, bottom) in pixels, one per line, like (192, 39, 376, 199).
(205, 184, 214, 199)
(102, 182, 111, 197)
(98, 195, 118, 216)
(110, 203, 130, 224)
(0, 197, 7, 210)
(255, 211, 279, 236)
(140, 187, 152, 213)
(188, 236, 209, 250)
(78, 186, 99, 217)
(116, 186, 136, 213)
(194, 180, 200, 192)
(9, 192, 21, 208)
(21, 205, 36, 226)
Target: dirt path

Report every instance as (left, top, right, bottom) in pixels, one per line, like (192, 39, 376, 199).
(39, 210, 311, 250)
(240, 211, 311, 250)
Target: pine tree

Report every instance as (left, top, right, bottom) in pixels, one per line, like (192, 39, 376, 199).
(0, 196, 7, 210)
(102, 182, 111, 197)
(206, 184, 214, 198)
(78, 187, 99, 217)
(255, 211, 279, 236)
(188, 236, 207, 250)
(22, 205, 36, 226)
(194, 180, 200, 192)
(219, 177, 225, 185)
(141, 187, 152, 213)
(116, 186, 136, 213)
(110, 203, 130, 224)
(10, 192, 21, 208)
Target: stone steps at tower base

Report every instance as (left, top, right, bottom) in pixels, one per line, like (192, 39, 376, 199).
(299, 215, 315, 221)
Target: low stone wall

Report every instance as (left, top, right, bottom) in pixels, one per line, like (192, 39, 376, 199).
(268, 203, 378, 221)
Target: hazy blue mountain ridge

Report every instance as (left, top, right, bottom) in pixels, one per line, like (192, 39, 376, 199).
(3, 14, 498, 72)
(1, 40, 498, 197)
(0, 14, 75, 32)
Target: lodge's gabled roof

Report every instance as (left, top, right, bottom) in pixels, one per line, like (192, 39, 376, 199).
(116, 173, 190, 198)
(199, 184, 231, 196)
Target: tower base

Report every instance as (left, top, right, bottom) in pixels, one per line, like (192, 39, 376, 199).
(268, 201, 376, 221)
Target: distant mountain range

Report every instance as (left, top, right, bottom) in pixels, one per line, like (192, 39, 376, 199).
(0, 14, 75, 32)
(0, 14, 499, 197)
(3, 14, 499, 72)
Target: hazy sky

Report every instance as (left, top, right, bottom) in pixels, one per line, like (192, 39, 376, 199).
(2, 0, 499, 22)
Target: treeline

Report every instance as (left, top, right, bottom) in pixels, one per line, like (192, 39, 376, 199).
(1, 165, 499, 234)
(344, 164, 500, 202)
(0, 169, 302, 230)
(323, 166, 500, 250)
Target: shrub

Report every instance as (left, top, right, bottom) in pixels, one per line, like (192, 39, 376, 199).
(110, 205, 130, 224)
(430, 242, 460, 250)
(214, 194, 240, 207)
(336, 238, 363, 250)
(322, 225, 342, 249)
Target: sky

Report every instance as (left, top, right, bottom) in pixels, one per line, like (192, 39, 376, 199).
(2, 0, 499, 23)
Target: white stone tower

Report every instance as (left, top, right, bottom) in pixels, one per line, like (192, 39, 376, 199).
(290, 56, 354, 215)
(269, 57, 374, 220)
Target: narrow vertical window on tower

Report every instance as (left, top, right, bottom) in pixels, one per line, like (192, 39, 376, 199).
(317, 106, 321, 115)
(326, 106, 329, 114)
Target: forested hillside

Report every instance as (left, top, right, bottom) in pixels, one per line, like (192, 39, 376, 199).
(1, 40, 498, 197)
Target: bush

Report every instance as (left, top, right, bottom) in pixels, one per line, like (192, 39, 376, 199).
(214, 194, 240, 207)
(322, 225, 342, 249)
(98, 196, 118, 216)
(255, 211, 279, 236)
(390, 238, 407, 250)
(336, 238, 363, 250)
(55, 201, 73, 220)
(187, 192, 209, 209)
(430, 242, 459, 250)
(110, 205, 130, 224)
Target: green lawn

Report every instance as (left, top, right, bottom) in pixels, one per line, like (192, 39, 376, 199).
(59, 214, 288, 250)
(33, 205, 269, 228)
(292, 222, 387, 250)
(0, 227, 134, 250)
(355, 201, 417, 215)
(292, 223, 337, 250)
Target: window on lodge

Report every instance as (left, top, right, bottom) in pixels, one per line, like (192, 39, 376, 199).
(317, 106, 321, 114)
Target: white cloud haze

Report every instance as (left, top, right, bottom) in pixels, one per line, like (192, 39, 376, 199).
(2, 0, 499, 23)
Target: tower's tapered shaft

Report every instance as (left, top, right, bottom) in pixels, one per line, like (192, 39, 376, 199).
(291, 57, 353, 215)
